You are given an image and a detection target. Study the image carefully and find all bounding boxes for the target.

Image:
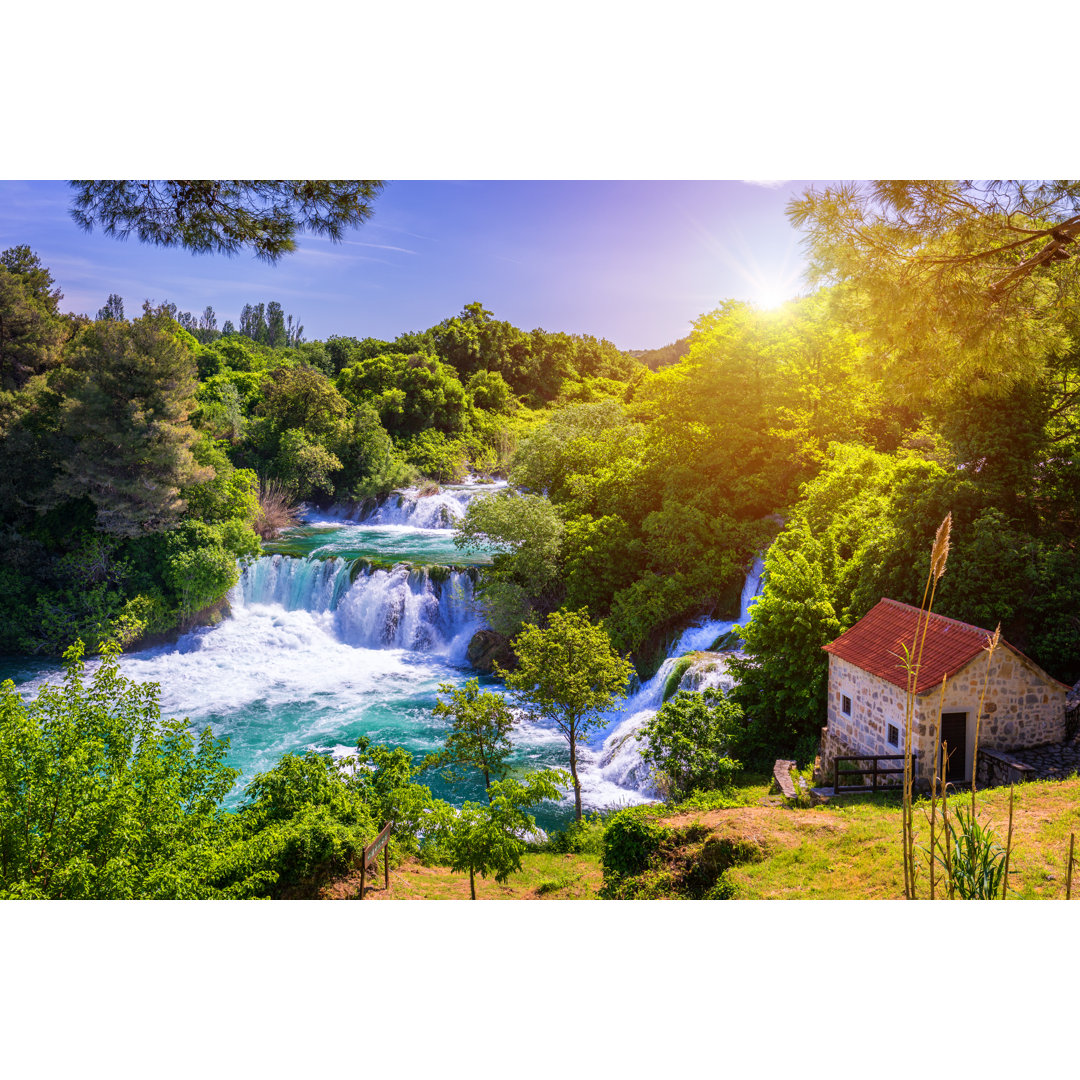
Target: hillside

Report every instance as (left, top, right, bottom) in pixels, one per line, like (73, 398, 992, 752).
(306, 775, 1080, 900)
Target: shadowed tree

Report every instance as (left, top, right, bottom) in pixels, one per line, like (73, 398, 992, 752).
(55, 303, 211, 536)
(96, 293, 124, 321)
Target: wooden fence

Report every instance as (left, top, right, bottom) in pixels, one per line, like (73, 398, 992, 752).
(358, 820, 393, 899)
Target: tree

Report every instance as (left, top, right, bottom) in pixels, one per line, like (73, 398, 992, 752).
(69, 180, 385, 262)
(454, 489, 566, 634)
(423, 679, 517, 798)
(504, 608, 633, 820)
(55, 303, 211, 536)
(96, 293, 124, 321)
(265, 301, 286, 348)
(0, 247, 69, 390)
(0, 641, 239, 899)
(786, 181, 1080, 405)
(427, 770, 567, 898)
(640, 690, 743, 800)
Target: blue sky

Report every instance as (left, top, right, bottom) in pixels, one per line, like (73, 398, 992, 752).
(0, 180, 811, 351)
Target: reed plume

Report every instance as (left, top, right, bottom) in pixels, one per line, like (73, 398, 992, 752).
(902, 511, 952, 898)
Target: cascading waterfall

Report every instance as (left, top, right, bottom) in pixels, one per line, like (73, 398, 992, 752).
(236, 554, 479, 659)
(2, 468, 766, 821)
(591, 555, 767, 796)
(313, 479, 507, 530)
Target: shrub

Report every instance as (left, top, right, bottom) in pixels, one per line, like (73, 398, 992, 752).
(640, 689, 744, 801)
(600, 806, 667, 881)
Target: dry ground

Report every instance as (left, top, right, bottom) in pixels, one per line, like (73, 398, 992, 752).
(300, 776, 1080, 900)
(308, 851, 603, 900)
(663, 778, 1080, 899)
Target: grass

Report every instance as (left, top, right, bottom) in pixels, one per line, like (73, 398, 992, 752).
(378, 852, 603, 899)
(658, 775, 1080, 898)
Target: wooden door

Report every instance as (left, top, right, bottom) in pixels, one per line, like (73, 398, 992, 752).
(941, 712, 968, 783)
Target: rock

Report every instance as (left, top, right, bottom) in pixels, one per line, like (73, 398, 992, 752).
(466, 629, 515, 673)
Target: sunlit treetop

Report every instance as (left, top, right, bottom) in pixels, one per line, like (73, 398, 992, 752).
(786, 181, 1080, 403)
(69, 180, 385, 263)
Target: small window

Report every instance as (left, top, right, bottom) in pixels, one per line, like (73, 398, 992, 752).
(888, 723, 899, 747)
(841, 694, 852, 716)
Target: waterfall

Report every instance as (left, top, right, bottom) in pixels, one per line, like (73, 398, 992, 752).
(311, 479, 508, 530)
(594, 555, 766, 795)
(235, 555, 480, 659)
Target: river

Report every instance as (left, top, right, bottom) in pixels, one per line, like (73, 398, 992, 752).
(0, 481, 763, 829)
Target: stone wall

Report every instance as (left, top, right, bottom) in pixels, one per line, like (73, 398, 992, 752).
(821, 648, 1066, 787)
(825, 655, 911, 759)
(976, 748, 1038, 789)
(912, 647, 1067, 782)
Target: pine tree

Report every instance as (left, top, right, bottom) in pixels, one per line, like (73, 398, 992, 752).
(266, 301, 286, 348)
(55, 303, 211, 536)
(0, 247, 69, 390)
(96, 293, 125, 321)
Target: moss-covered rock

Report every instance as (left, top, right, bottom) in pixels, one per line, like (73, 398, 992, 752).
(466, 628, 515, 674)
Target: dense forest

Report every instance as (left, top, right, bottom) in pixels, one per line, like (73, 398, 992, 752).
(2, 180, 1079, 873)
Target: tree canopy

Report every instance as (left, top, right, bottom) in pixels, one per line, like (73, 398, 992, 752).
(504, 609, 633, 820)
(68, 181, 384, 262)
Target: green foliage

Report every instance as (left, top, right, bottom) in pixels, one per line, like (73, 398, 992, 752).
(423, 679, 517, 794)
(69, 180, 385, 262)
(537, 812, 606, 854)
(222, 751, 378, 897)
(183, 438, 260, 526)
(424, 769, 568, 897)
(274, 428, 343, 501)
(160, 520, 249, 618)
(0, 246, 69, 391)
(455, 490, 566, 634)
(599, 806, 666, 880)
(510, 400, 641, 502)
(0, 642, 239, 899)
(641, 689, 744, 801)
(397, 428, 469, 483)
(932, 804, 1008, 900)
(505, 608, 634, 819)
(787, 181, 1080, 409)
(55, 305, 210, 536)
(662, 656, 694, 703)
(337, 351, 468, 437)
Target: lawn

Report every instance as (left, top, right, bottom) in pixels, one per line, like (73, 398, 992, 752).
(661, 776, 1080, 899)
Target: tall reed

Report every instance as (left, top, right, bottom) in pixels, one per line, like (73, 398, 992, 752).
(902, 512, 951, 899)
(928, 675, 947, 899)
(970, 624, 1001, 815)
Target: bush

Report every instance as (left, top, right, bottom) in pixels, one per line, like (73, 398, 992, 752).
(640, 689, 744, 801)
(0, 641, 239, 899)
(600, 806, 667, 881)
(540, 813, 606, 854)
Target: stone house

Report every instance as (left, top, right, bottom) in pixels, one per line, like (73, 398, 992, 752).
(817, 599, 1069, 787)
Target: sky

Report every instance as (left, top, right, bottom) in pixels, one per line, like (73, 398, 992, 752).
(0, 180, 811, 351)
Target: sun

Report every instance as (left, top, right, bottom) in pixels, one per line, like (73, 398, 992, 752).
(750, 285, 790, 311)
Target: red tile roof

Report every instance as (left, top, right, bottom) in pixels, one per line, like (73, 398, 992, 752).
(822, 598, 1065, 695)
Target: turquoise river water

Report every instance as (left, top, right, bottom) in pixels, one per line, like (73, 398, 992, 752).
(0, 482, 763, 830)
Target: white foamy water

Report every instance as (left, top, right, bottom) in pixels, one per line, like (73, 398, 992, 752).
(593, 555, 766, 796)
(314, 478, 508, 529)
(238, 555, 479, 660)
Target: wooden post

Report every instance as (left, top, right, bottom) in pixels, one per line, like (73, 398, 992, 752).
(1001, 785, 1014, 900)
(1068, 833, 1075, 900)
(384, 839, 390, 892)
(359, 855, 366, 900)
